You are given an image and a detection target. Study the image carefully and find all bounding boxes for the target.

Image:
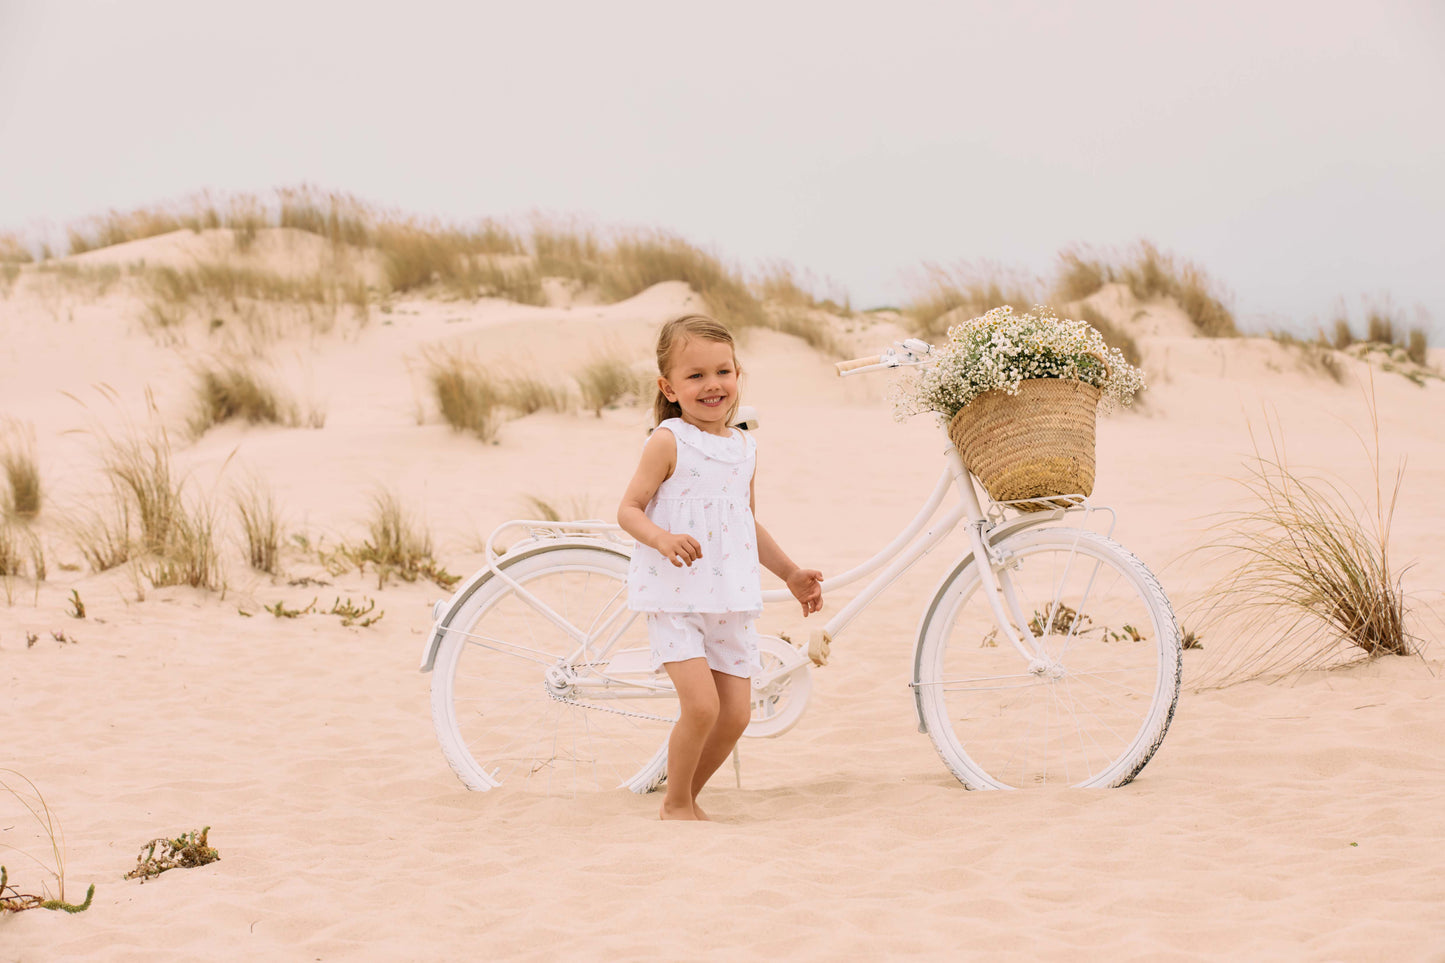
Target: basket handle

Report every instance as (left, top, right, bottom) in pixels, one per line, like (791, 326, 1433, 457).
(1083, 350, 1111, 379)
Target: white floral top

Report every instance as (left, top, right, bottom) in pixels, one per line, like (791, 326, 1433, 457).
(626, 418, 762, 615)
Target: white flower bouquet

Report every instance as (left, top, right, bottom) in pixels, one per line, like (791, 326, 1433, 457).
(894, 304, 1145, 422)
(894, 305, 1147, 508)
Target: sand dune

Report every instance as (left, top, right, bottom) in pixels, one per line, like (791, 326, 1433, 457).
(2, 237, 1442, 960)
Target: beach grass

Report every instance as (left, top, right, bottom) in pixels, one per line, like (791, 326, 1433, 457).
(0, 769, 92, 913)
(906, 262, 1039, 339)
(235, 477, 282, 575)
(576, 353, 645, 417)
(346, 490, 457, 589)
(1, 429, 41, 520)
(189, 360, 299, 436)
(426, 349, 504, 440)
(1191, 388, 1416, 685)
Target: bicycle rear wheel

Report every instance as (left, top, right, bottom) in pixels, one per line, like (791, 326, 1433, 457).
(430, 544, 672, 795)
(915, 528, 1180, 789)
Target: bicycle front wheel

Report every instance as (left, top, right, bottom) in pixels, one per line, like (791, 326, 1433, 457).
(430, 544, 672, 795)
(915, 528, 1181, 789)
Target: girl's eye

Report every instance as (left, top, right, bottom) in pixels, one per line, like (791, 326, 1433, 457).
(689, 373, 702, 379)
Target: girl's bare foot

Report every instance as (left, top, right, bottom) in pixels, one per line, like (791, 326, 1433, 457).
(693, 801, 711, 821)
(659, 799, 699, 820)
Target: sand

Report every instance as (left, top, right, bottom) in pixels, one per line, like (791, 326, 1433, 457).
(2, 234, 1443, 961)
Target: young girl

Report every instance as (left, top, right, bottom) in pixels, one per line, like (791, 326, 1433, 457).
(618, 314, 824, 821)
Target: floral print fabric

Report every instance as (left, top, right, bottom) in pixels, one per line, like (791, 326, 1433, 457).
(646, 612, 762, 679)
(626, 418, 763, 616)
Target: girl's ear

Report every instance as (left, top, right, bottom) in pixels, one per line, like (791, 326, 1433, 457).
(657, 375, 677, 401)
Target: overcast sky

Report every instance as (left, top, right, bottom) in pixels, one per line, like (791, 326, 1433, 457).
(2, 1, 1442, 337)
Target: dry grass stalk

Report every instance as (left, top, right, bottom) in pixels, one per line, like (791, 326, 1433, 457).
(1190, 388, 1416, 686)
(35, 262, 123, 299)
(235, 477, 282, 575)
(602, 231, 767, 330)
(906, 262, 1039, 339)
(101, 423, 180, 555)
(501, 375, 571, 415)
(520, 494, 600, 522)
(427, 350, 504, 440)
(189, 360, 299, 436)
(69, 497, 133, 572)
(1071, 303, 1141, 368)
(0, 231, 33, 263)
(1052, 247, 1112, 303)
(346, 490, 458, 589)
(0, 522, 22, 577)
(1, 427, 41, 520)
(0, 769, 93, 913)
(143, 496, 223, 591)
(576, 354, 644, 416)
(1118, 242, 1238, 337)
(1269, 331, 1346, 384)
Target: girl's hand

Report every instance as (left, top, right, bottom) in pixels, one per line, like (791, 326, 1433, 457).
(787, 568, 824, 617)
(655, 532, 702, 568)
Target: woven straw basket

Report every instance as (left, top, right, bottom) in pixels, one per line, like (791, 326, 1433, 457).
(947, 378, 1101, 512)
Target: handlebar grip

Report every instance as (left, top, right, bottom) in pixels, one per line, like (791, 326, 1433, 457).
(835, 355, 882, 375)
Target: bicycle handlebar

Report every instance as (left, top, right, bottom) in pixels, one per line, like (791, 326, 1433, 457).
(835, 339, 936, 377)
(834, 355, 882, 374)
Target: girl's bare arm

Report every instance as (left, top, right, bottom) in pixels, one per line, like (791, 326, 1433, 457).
(618, 430, 701, 567)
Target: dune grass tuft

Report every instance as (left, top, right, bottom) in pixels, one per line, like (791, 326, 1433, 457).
(1052, 247, 1111, 303)
(346, 490, 458, 590)
(142, 497, 223, 591)
(235, 477, 282, 575)
(1071, 303, 1141, 368)
(0, 232, 33, 263)
(69, 499, 133, 573)
(576, 354, 645, 417)
(1268, 331, 1346, 384)
(1, 429, 41, 520)
(1190, 391, 1417, 686)
(426, 350, 504, 441)
(1118, 242, 1238, 337)
(189, 360, 299, 436)
(906, 263, 1039, 339)
(500, 374, 571, 415)
(601, 231, 767, 330)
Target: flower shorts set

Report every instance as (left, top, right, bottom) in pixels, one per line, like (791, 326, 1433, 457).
(626, 418, 763, 679)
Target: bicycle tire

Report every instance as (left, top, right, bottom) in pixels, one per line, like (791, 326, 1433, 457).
(430, 544, 671, 794)
(915, 528, 1181, 789)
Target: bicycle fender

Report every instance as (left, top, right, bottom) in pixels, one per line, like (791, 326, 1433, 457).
(417, 537, 633, 672)
(909, 512, 1069, 734)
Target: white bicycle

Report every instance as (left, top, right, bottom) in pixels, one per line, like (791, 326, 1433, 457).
(419, 339, 1182, 795)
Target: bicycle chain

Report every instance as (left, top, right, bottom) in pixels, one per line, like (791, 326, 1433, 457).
(543, 682, 675, 724)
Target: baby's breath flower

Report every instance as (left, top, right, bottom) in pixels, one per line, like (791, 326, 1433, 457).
(892, 305, 1146, 421)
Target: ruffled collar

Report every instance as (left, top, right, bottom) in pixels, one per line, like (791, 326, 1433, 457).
(659, 417, 753, 464)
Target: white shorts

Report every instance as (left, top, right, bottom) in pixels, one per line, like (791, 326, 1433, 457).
(647, 612, 762, 679)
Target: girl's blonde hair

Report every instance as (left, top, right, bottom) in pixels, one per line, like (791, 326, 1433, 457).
(653, 313, 741, 427)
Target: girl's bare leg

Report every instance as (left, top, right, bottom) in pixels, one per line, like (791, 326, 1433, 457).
(688, 670, 753, 818)
(660, 658, 718, 821)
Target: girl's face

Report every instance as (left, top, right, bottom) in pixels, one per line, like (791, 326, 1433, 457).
(659, 336, 739, 434)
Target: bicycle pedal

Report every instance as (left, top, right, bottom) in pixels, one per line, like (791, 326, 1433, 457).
(808, 629, 832, 667)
